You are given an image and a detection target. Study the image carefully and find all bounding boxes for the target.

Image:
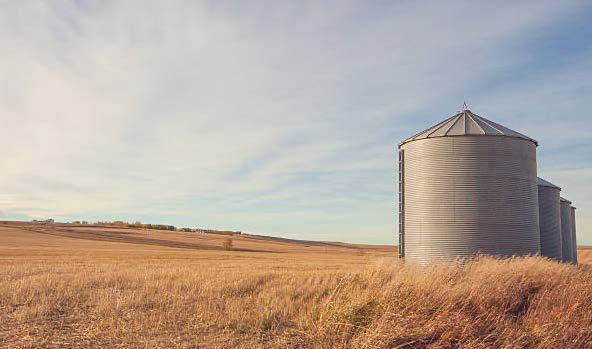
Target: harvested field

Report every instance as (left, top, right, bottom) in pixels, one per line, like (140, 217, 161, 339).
(578, 246, 592, 265)
(1, 222, 591, 348)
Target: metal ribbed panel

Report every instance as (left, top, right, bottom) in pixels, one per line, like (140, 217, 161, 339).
(560, 199, 573, 263)
(571, 207, 577, 263)
(537, 183, 562, 260)
(400, 136, 540, 264)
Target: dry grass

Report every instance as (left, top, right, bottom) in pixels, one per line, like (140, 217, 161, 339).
(1, 223, 592, 348)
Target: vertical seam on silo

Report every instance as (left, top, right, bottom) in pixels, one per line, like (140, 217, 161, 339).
(493, 138, 499, 253)
(451, 138, 456, 252)
(398, 149, 405, 258)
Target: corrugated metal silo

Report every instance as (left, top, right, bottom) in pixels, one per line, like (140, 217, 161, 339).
(571, 206, 577, 263)
(537, 177, 562, 261)
(560, 197, 573, 263)
(398, 109, 541, 263)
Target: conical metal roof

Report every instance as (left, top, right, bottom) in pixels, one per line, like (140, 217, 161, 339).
(537, 177, 561, 190)
(399, 109, 538, 147)
(560, 197, 572, 204)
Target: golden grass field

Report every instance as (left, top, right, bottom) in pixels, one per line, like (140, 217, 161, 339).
(1, 222, 592, 348)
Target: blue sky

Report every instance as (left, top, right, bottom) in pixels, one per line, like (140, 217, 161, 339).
(1, 1, 591, 245)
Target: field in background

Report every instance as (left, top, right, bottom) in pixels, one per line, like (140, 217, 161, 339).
(578, 246, 592, 264)
(1, 222, 591, 348)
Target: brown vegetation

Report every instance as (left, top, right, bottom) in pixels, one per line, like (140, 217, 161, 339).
(223, 238, 233, 251)
(0, 222, 591, 348)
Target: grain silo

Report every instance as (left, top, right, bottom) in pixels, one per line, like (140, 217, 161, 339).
(571, 206, 577, 263)
(537, 177, 562, 261)
(559, 197, 574, 263)
(398, 109, 540, 263)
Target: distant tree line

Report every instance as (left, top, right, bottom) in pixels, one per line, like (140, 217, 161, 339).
(179, 227, 242, 235)
(114, 221, 176, 231)
(31, 218, 54, 223)
(62, 219, 242, 235)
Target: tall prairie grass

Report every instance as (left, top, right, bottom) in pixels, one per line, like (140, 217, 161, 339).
(1, 256, 592, 348)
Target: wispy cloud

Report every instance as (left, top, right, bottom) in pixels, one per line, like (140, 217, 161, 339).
(0, 1, 590, 243)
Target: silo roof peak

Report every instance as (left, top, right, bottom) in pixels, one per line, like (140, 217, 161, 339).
(537, 177, 561, 190)
(399, 109, 538, 147)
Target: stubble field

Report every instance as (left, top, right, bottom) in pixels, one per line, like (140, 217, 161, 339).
(1, 222, 592, 348)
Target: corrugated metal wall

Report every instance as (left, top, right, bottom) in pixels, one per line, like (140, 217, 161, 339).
(400, 136, 540, 264)
(537, 184, 562, 260)
(560, 199, 573, 263)
(571, 206, 577, 263)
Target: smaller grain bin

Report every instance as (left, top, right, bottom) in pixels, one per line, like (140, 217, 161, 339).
(560, 197, 574, 263)
(537, 178, 562, 261)
(571, 206, 577, 264)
